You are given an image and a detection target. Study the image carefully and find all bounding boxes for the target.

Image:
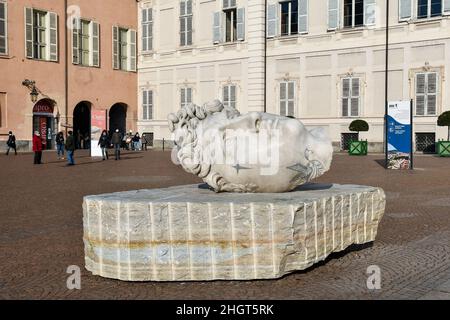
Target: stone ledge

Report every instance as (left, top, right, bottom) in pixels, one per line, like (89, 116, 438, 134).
(83, 183, 386, 281)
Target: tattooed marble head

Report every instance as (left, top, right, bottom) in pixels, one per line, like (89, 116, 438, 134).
(168, 100, 333, 193)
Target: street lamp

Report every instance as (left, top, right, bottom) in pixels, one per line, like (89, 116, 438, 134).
(22, 79, 39, 103)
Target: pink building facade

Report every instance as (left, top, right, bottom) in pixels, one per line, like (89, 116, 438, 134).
(0, 0, 138, 151)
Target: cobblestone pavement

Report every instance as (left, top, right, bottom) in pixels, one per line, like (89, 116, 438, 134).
(0, 150, 450, 300)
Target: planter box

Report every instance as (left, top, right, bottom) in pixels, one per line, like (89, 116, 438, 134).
(437, 141, 450, 157)
(349, 140, 368, 156)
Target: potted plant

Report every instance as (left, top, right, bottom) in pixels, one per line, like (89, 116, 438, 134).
(437, 111, 450, 157)
(348, 119, 369, 156)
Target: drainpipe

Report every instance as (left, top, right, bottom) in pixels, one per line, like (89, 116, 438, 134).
(64, 0, 69, 135)
(264, 0, 267, 113)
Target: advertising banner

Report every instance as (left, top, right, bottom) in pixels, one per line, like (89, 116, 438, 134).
(91, 110, 107, 157)
(39, 117, 47, 147)
(387, 100, 413, 170)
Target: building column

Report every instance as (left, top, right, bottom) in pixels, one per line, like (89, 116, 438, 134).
(247, 0, 266, 112)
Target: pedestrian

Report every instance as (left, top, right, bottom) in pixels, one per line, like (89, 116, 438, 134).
(133, 132, 141, 151)
(125, 130, 133, 150)
(33, 131, 43, 165)
(6, 131, 17, 155)
(65, 130, 75, 166)
(141, 133, 148, 151)
(76, 130, 82, 149)
(98, 130, 109, 161)
(111, 129, 122, 160)
(56, 131, 65, 160)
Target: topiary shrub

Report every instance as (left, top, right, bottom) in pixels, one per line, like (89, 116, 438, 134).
(437, 111, 450, 141)
(349, 119, 369, 134)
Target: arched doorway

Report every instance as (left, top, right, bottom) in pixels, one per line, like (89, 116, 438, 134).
(73, 101, 91, 150)
(33, 99, 56, 150)
(109, 103, 127, 135)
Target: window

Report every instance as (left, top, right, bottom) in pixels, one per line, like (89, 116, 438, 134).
(181, 87, 193, 108)
(113, 26, 136, 72)
(180, 0, 193, 46)
(72, 19, 100, 67)
(280, 81, 295, 117)
(415, 132, 436, 153)
(342, 77, 360, 117)
(142, 8, 153, 52)
(213, 2, 245, 44)
(0, 1, 7, 55)
(400, 0, 450, 21)
(341, 133, 359, 150)
(281, 0, 298, 35)
(223, 85, 236, 108)
(142, 90, 153, 120)
(418, 0, 442, 18)
(416, 72, 438, 116)
(344, 0, 364, 27)
(25, 8, 58, 61)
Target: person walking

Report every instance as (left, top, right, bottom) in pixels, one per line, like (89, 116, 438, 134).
(98, 130, 109, 161)
(111, 129, 122, 160)
(141, 133, 148, 151)
(132, 133, 141, 151)
(56, 132, 65, 160)
(33, 131, 43, 164)
(6, 131, 17, 155)
(65, 131, 76, 166)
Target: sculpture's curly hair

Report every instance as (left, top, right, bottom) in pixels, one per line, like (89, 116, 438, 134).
(168, 100, 256, 193)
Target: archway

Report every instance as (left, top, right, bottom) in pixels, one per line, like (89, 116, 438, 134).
(109, 103, 127, 135)
(73, 101, 92, 150)
(33, 99, 56, 150)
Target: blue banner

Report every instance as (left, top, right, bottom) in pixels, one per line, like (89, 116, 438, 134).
(387, 101, 412, 170)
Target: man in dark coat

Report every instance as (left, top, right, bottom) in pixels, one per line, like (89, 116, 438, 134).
(111, 129, 122, 160)
(6, 131, 17, 155)
(65, 131, 76, 166)
(32, 131, 43, 164)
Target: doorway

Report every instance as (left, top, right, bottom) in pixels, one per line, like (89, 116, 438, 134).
(109, 103, 127, 135)
(32, 99, 55, 150)
(73, 102, 91, 150)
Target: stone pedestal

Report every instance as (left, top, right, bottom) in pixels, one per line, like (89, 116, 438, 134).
(83, 184, 385, 281)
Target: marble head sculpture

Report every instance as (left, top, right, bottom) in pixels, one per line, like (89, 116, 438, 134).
(168, 100, 333, 193)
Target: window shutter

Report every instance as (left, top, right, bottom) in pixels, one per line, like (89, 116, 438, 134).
(149, 91, 153, 119)
(187, 88, 192, 103)
(48, 12, 58, 61)
(415, 74, 425, 115)
(280, 82, 286, 116)
(143, 91, 148, 120)
(444, 0, 450, 15)
(342, 78, 350, 117)
(91, 22, 100, 67)
(72, 18, 80, 64)
(237, 8, 245, 41)
(142, 9, 147, 51)
(230, 85, 236, 108)
(399, 0, 412, 21)
(25, 7, 34, 58)
(223, 86, 229, 105)
(364, 0, 376, 26)
(427, 73, 437, 115)
(298, 0, 308, 34)
(0, 2, 6, 55)
(112, 26, 119, 69)
(213, 11, 222, 44)
(128, 29, 137, 72)
(267, 4, 278, 38)
(351, 78, 360, 116)
(328, 0, 339, 30)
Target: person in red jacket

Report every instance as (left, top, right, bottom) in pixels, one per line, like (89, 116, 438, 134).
(33, 131, 43, 165)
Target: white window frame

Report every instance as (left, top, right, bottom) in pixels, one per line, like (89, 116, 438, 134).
(33, 10, 47, 60)
(279, 0, 298, 36)
(279, 81, 296, 117)
(180, 0, 193, 47)
(142, 90, 153, 120)
(341, 77, 361, 117)
(400, 0, 450, 21)
(224, 7, 237, 43)
(223, 84, 237, 108)
(0, 1, 7, 55)
(180, 87, 193, 108)
(25, 8, 58, 62)
(415, 72, 438, 116)
(113, 26, 136, 72)
(142, 8, 153, 52)
(72, 19, 100, 67)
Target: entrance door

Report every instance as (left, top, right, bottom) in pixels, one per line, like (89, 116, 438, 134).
(73, 102, 91, 150)
(33, 99, 55, 150)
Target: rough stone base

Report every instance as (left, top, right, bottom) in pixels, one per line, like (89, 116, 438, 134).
(83, 183, 385, 281)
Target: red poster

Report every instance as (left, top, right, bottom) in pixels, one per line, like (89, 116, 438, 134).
(91, 110, 107, 157)
(39, 117, 47, 146)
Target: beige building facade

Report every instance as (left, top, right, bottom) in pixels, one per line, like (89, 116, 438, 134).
(137, 0, 450, 152)
(0, 0, 138, 151)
